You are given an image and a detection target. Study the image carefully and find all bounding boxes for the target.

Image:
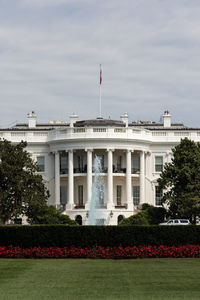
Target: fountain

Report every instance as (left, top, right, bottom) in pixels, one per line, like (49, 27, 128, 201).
(88, 155, 106, 225)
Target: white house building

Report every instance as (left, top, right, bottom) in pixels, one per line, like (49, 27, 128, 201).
(1, 111, 199, 225)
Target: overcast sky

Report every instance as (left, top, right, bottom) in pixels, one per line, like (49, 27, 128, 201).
(0, 0, 200, 127)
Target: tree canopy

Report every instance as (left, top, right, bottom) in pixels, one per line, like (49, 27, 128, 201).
(158, 138, 200, 222)
(29, 205, 77, 225)
(119, 204, 166, 225)
(0, 139, 49, 224)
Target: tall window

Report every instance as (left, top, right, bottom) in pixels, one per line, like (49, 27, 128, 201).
(155, 156, 163, 172)
(155, 186, 163, 206)
(132, 156, 140, 173)
(116, 185, 122, 205)
(60, 155, 68, 174)
(78, 155, 84, 171)
(37, 156, 45, 172)
(78, 185, 84, 206)
(133, 186, 140, 205)
(117, 156, 122, 169)
(60, 186, 67, 205)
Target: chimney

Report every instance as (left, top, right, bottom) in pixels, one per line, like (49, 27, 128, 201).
(163, 110, 171, 128)
(27, 111, 36, 128)
(69, 113, 78, 127)
(120, 113, 129, 127)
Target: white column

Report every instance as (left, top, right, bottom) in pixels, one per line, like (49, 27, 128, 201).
(85, 149, 93, 210)
(55, 151, 60, 207)
(67, 149, 74, 209)
(107, 149, 114, 210)
(140, 150, 145, 204)
(126, 149, 133, 210)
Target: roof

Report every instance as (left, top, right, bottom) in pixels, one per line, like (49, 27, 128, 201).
(130, 122, 188, 130)
(74, 118, 125, 127)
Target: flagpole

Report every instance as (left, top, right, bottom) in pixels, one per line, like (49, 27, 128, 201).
(99, 82, 101, 118)
(99, 64, 102, 118)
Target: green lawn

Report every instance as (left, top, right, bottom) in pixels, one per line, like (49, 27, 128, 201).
(0, 259, 200, 300)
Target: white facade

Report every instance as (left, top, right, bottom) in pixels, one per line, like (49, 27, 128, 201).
(2, 111, 200, 225)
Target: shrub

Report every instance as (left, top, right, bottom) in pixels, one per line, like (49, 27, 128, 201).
(119, 211, 149, 225)
(143, 204, 167, 225)
(0, 225, 200, 248)
(33, 206, 77, 225)
(119, 204, 167, 225)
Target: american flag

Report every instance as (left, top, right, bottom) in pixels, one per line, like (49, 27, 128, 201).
(100, 65, 102, 85)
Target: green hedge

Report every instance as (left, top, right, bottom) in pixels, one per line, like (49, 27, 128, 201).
(0, 225, 200, 248)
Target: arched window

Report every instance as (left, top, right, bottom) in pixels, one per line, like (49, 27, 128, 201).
(117, 215, 124, 225)
(75, 215, 82, 225)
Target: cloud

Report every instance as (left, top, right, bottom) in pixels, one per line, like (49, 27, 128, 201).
(20, 0, 92, 8)
(0, 0, 200, 127)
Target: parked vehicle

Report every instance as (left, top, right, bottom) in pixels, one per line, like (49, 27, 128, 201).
(159, 219, 191, 225)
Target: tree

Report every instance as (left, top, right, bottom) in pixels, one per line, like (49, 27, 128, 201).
(119, 204, 166, 226)
(0, 139, 49, 224)
(141, 204, 166, 225)
(158, 138, 200, 223)
(28, 205, 77, 225)
(119, 211, 149, 226)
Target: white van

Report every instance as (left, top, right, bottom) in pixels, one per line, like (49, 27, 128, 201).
(159, 219, 191, 225)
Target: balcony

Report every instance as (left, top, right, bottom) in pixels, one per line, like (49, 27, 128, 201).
(113, 165, 126, 173)
(60, 168, 68, 175)
(74, 166, 87, 173)
(131, 168, 140, 174)
(115, 204, 127, 209)
(74, 205, 85, 209)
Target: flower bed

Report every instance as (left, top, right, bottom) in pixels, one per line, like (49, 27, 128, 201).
(0, 245, 200, 259)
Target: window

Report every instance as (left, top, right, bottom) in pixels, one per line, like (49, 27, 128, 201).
(155, 156, 163, 172)
(75, 215, 82, 225)
(60, 155, 68, 174)
(117, 156, 122, 169)
(78, 185, 84, 206)
(155, 186, 163, 206)
(37, 156, 45, 172)
(117, 215, 124, 224)
(96, 219, 105, 225)
(116, 185, 122, 205)
(133, 186, 140, 206)
(132, 156, 140, 173)
(60, 186, 67, 205)
(77, 155, 84, 170)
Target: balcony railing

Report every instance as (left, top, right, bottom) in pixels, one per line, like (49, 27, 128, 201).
(74, 167, 87, 173)
(60, 168, 68, 174)
(113, 166, 126, 173)
(131, 168, 140, 174)
(115, 204, 127, 209)
(60, 166, 141, 175)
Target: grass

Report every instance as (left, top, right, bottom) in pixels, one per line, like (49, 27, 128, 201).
(0, 259, 200, 300)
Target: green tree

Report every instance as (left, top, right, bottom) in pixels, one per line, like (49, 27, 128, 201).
(29, 205, 77, 225)
(119, 204, 166, 226)
(158, 138, 200, 223)
(0, 139, 49, 224)
(119, 211, 149, 225)
(141, 204, 166, 225)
